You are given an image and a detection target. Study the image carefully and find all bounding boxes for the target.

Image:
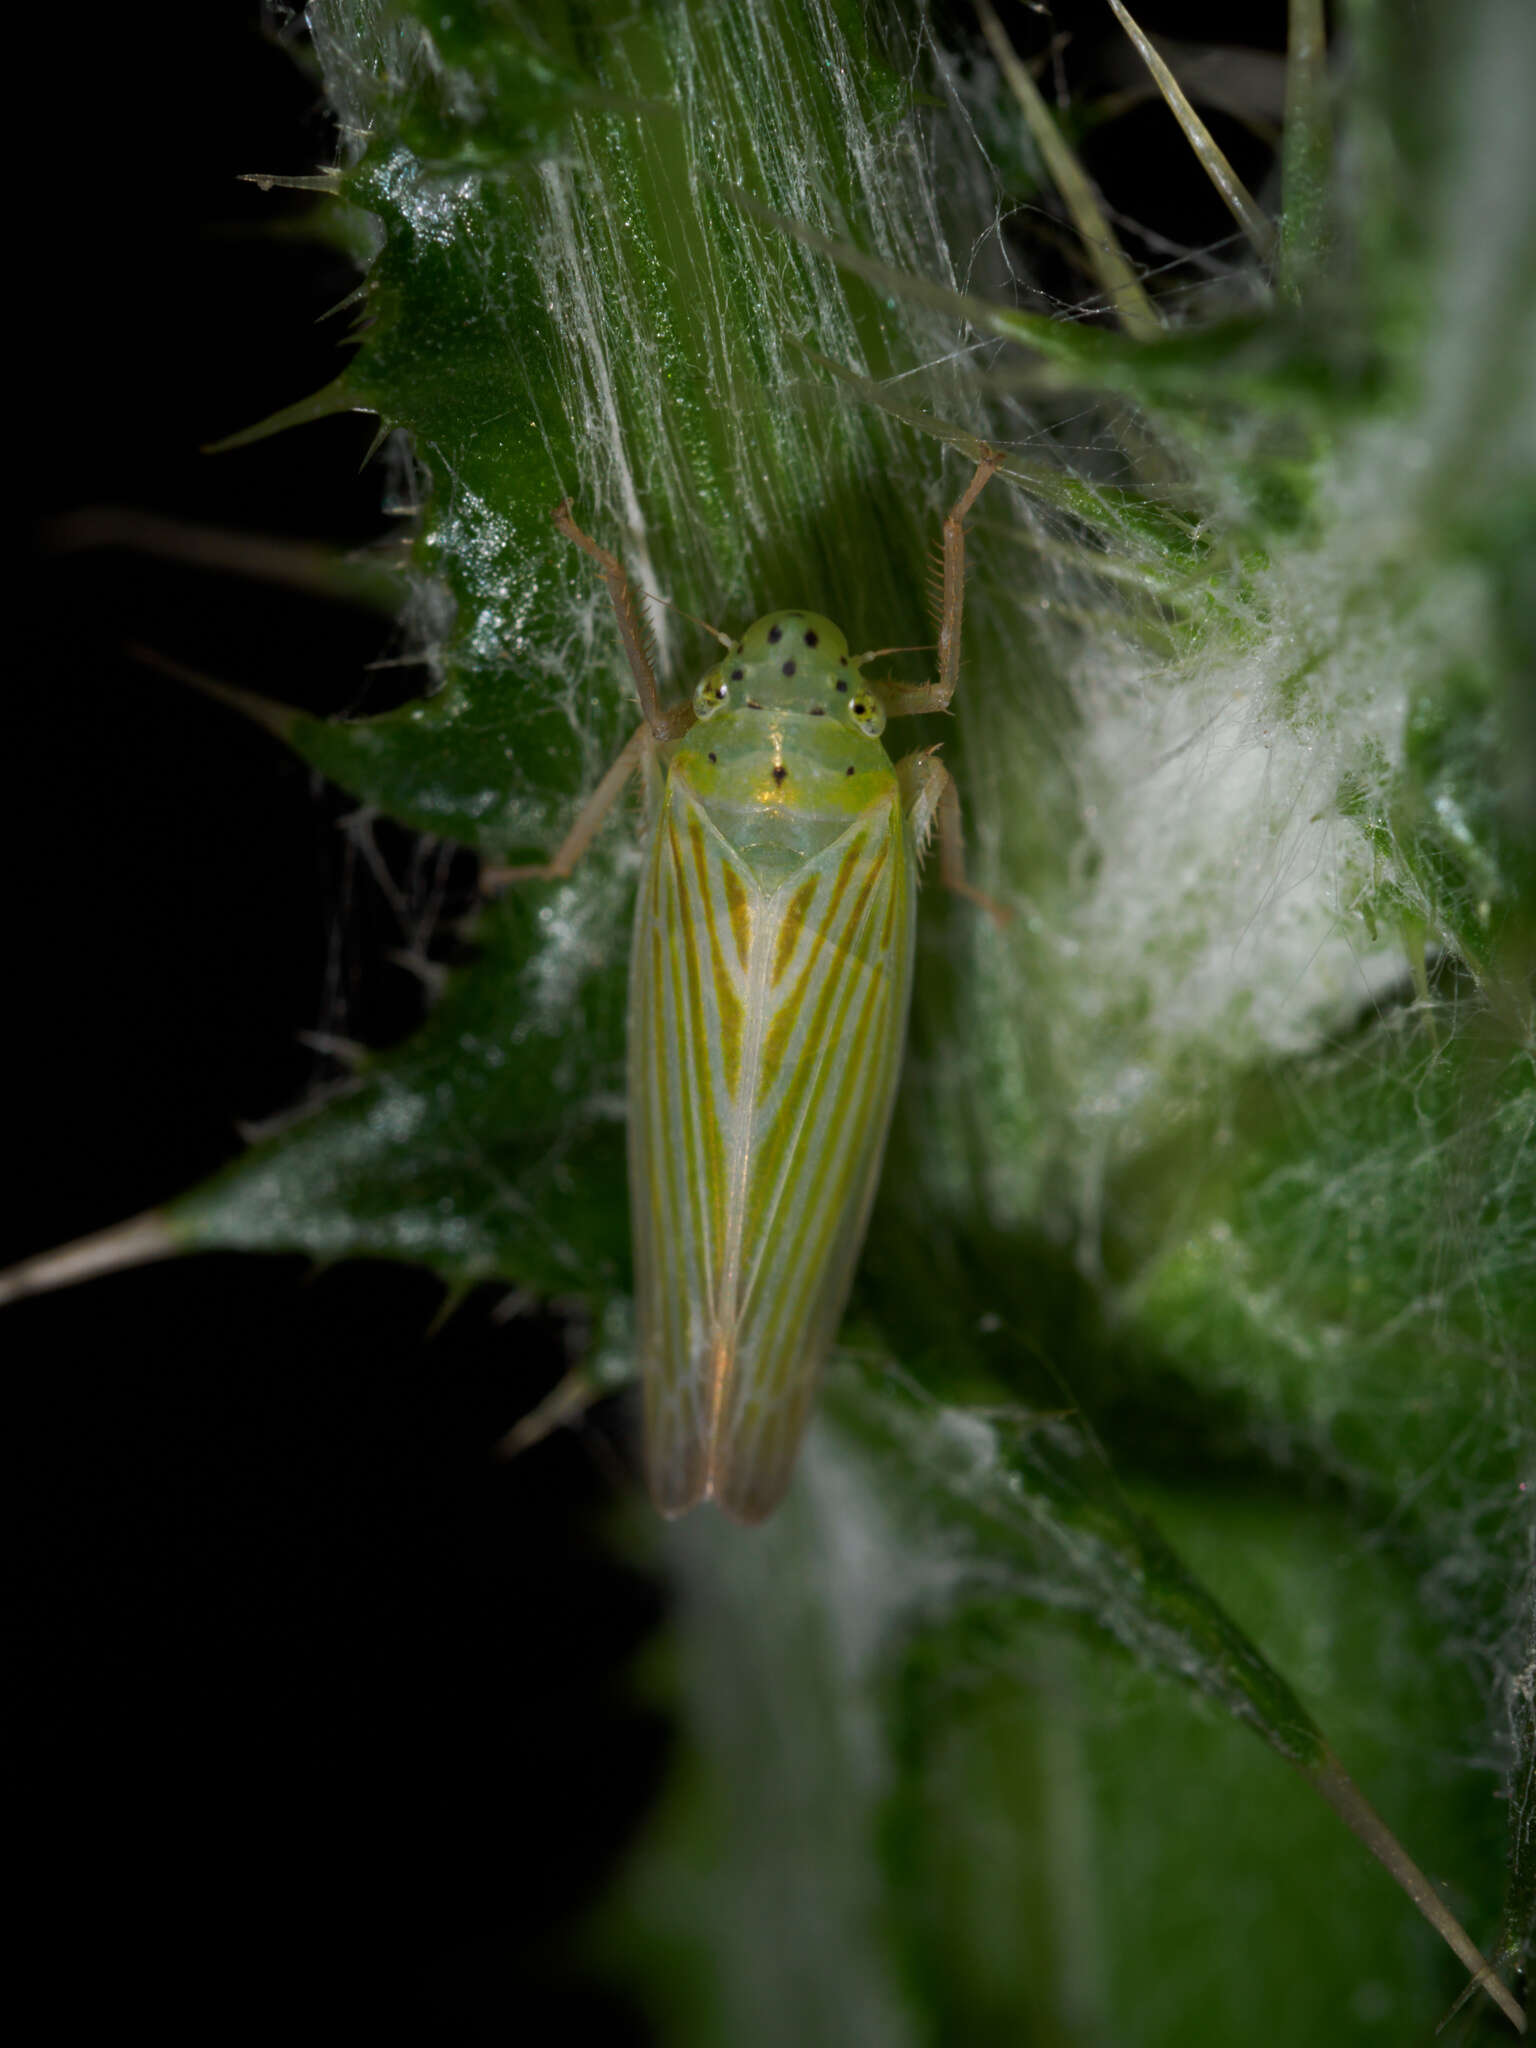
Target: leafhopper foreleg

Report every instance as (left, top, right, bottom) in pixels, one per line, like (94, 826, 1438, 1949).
(481, 502, 693, 889)
(875, 449, 1004, 720)
(878, 451, 1012, 924)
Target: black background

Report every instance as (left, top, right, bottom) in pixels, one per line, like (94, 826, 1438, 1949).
(16, 8, 662, 2041)
(13, 4, 1290, 2041)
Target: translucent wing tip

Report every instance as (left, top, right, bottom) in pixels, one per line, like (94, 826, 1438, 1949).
(645, 1399, 807, 1525)
(646, 1465, 795, 1525)
(708, 1397, 817, 1525)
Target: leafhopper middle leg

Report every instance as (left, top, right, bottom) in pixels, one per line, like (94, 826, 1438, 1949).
(897, 748, 1011, 927)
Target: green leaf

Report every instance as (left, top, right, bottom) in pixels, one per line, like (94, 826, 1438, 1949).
(172, 872, 633, 1297)
(15, 0, 1536, 2037)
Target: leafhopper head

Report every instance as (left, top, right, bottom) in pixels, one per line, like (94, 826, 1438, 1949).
(691, 610, 887, 737)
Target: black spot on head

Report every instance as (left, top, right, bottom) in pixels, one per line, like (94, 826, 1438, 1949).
(745, 698, 764, 709)
(809, 704, 825, 716)
(839, 654, 848, 666)
(845, 765, 855, 776)
(708, 751, 717, 764)
(730, 667, 744, 681)
(772, 763, 787, 784)
(835, 678, 848, 692)
(782, 660, 796, 676)
(768, 624, 782, 644)
(804, 629, 819, 647)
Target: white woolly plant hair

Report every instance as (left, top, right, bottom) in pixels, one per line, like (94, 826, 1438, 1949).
(0, 0, 1527, 2030)
(902, 15, 1534, 1273)
(489, 0, 1449, 1245)
(479, 17, 1532, 2017)
(960, 419, 1492, 1228)
(326, 0, 1531, 1570)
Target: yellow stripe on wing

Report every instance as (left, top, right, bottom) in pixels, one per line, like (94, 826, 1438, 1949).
(633, 774, 917, 1523)
(688, 813, 745, 1101)
(709, 800, 914, 1518)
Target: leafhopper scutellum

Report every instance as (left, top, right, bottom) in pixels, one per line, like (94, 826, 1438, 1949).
(488, 456, 1003, 1522)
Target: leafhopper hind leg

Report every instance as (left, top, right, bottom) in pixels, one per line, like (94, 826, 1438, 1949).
(495, 1363, 604, 1458)
(483, 500, 691, 889)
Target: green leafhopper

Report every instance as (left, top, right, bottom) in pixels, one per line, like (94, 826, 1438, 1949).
(488, 456, 1003, 1521)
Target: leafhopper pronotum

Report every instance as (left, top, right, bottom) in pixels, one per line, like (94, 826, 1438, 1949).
(488, 456, 1002, 1521)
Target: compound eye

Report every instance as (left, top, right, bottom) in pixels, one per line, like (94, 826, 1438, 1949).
(693, 672, 729, 720)
(847, 692, 886, 738)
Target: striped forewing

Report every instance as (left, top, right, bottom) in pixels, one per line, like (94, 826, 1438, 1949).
(628, 768, 915, 1521)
